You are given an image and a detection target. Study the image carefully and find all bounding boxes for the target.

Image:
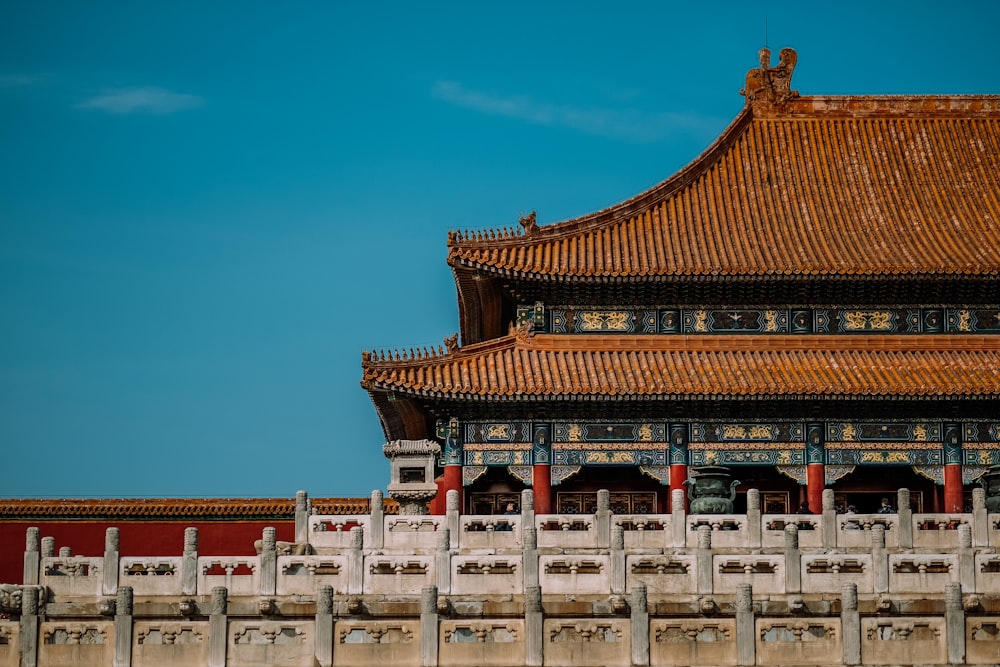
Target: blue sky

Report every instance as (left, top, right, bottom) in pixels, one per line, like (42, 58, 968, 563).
(2, 2, 998, 499)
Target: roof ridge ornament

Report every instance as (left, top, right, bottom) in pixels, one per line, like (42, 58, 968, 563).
(519, 210, 538, 237)
(740, 46, 799, 112)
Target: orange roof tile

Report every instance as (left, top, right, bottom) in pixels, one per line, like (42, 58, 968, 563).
(362, 333, 1000, 400)
(448, 97, 1000, 280)
(0, 497, 398, 519)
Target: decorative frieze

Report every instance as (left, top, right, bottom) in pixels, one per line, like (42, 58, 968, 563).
(519, 305, 1000, 335)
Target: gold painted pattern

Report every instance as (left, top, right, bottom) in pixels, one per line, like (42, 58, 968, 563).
(463, 442, 532, 451)
(554, 442, 666, 451)
(689, 442, 804, 451)
(485, 424, 511, 439)
(826, 441, 941, 450)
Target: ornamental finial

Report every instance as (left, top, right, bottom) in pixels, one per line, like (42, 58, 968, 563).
(740, 46, 798, 111)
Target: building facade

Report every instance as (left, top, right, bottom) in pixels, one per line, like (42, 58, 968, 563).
(1, 47, 999, 667)
(362, 46, 1000, 520)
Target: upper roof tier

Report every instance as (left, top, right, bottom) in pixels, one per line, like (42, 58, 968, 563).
(447, 49, 1000, 282)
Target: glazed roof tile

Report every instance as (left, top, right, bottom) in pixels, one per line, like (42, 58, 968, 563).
(362, 333, 1000, 400)
(0, 497, 398, 519)
(447, 97, 1000, 280)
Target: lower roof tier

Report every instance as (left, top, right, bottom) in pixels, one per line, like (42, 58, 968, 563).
(362, 333, 1000, 440)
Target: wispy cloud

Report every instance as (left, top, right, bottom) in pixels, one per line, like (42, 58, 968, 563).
(0, 73, 47, 87)
(77, 86, 203, 115)
(431, 80, 721, 143)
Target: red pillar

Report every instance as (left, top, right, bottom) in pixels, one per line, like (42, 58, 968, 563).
(807, 463, 825, 515)
(443, 465, 463, 515)
(669, 464, 688, 512)
(533, 464, 552, 514)
(944, 464, 964, 513)
(429, 475, 446, 515)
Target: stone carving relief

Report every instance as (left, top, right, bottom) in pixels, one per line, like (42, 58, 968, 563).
(444, 623, 518, 643)
(136, 624, 203, 645)
(339, 624, 413, 644)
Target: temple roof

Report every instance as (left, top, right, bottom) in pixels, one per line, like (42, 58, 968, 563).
(448, 97, 1000, 280)
(362, 332, 1000, 401)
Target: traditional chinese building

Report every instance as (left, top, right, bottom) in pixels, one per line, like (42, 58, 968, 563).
(362, 47, 1000, 519)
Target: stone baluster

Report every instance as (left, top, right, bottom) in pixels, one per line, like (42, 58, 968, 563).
(841, 583, 860, 665)
(735, 583, 755, 667)
(295, 490, 310, 544)
(946, 582, 965, 665)
(315, 585, 334, 667)
(671, 489, 686, 548)
(521, 488, 535, 542)
(348, 526, 364, 595)
(746, 488, 761, 549)
(630, 584, 649, 666)
(20, 583, 40, 667)
(24, 527, 40, 586)
(525, 585, 543, 667)
(59, 546, 72, 557)
(784, 523, 801, 593)
(370, 490, 384, 550)
(445, 490, 460, 549)
(41, 536, 55, 558)
(260, 527, 277, 596)
(104, 527, 120, 595)
(181, 527, 198, 596)
(436, 528, 451, 594)
(595, 489, 611, 549)
(420, 585, 438, 667)
(958, 523, 975, 592)
(821, 488, 838, 548)
(208, 586, 228, 667)
(897, 488, 913, 549)
(114, 586, 133, 667)
(610, 524, 625, 595)
(522, 526, 538, 593)
(972, 487, 988, 547)
(696, 524, 713, 595)
(871, 524, 888, 594)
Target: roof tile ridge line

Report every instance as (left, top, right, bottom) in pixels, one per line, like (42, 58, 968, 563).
(366, 334, 518, 367)
(792, 93, 1000, 104)
(448, 107, 755, 249)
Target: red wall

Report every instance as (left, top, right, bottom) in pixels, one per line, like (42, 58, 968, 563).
(1, 519, 296, 585)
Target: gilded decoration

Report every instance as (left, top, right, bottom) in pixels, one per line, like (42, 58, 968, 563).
(841, 310, 893, 331)
(553, 448, 665, 466)
(579, 310, 631, 332)
(913, 465, 944, 485)
(485, 424, 511, 440)
(763, 309, 780, 332)
(639, 466, 671, 483)
(463, 466, 488, 487)
(507, 466, 533, 485)
(827, 422, 941, 443)
(689, 442, 804, 451)
(691, 449, 801, 466)
(825, 465, 856, 485)
(777, 465, 807, 485)
(718, 424, 774, 441)
(464, 446, 531, 467)
(550, 465, 581, 486)
(518, 306, 1000, 335)
(964, 465, 991, 485)
(552, 422, 666, 443)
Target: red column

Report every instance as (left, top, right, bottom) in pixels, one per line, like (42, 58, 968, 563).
(669, 464, 688, 512)
(807, 463, 825, 515)
(944, 464, 964, 513)
(443, 465, 463, 515)
(533, 464, 552, 514)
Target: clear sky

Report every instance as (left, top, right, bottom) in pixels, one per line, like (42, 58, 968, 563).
(2, 2, 998, 499)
